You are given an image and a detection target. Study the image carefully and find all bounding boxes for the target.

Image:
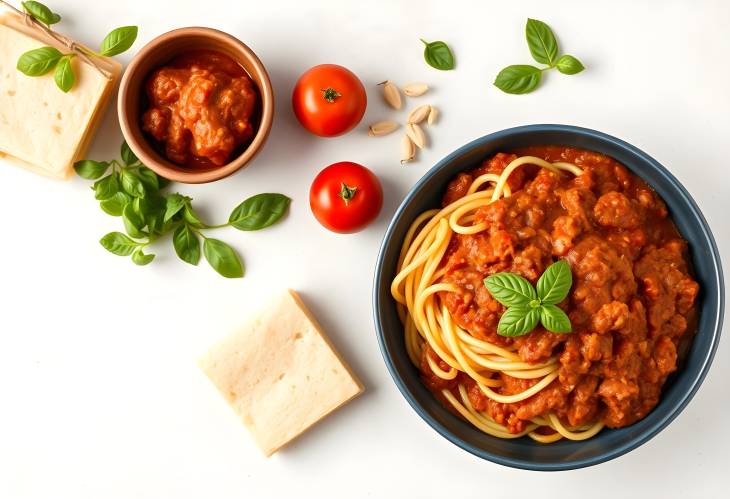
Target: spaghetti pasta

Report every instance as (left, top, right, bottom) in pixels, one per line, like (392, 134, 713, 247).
(391, 146, 701, 442)
(391, 154, 605, 442)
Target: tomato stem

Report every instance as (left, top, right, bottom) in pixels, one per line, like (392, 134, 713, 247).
(339, 182, 357, 205)
(321, 87, 341, 103)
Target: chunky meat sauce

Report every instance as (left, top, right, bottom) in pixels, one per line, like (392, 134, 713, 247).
(423, 146, 699, 432)
(142, 50, 258, 169)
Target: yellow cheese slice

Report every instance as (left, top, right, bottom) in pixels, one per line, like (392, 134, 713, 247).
(0, 12, 120, 179)
(200, 290, 364, 457)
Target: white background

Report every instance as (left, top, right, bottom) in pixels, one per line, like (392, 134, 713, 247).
(1, 0, 729, 497)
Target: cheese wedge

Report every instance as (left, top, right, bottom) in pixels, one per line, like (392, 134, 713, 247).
(200, 290, 364, 457)
(0, 12, 121, 179)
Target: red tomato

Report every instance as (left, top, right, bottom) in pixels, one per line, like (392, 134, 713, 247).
(292, 64, 367, 137)
(310, 162, 383, 233)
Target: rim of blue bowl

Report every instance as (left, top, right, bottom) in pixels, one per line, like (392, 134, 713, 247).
(373, 124, 724, 471)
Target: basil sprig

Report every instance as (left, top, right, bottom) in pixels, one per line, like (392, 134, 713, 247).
(494, 18, 584, 94)
(16, 2, 138, 93)
(74, 141, 291, 278)
(484, 260, 573, 336)
(420, 38, 455, 70)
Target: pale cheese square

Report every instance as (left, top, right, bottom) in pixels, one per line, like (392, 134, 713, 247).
(200, 290, 364, 456)
(0, 13, 120, 179)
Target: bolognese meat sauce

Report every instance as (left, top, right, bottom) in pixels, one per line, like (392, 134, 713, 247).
(427, 146, 699, 433)
(142, 50, 258, 168)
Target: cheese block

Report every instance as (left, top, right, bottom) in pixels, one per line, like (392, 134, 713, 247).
(0, 12, 121, 179)
(200, 290, 364, 457)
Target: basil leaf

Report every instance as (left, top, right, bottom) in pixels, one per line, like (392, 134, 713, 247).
(494, 65, 541, 94)
(132, 248, 155, 266)
(173, 224, 201, 265)
(131, 196, 148, 220)
(54, 55, 74, 92)
(99, 191, 131, 216)
(135, 167, 159, 192)
(228, 193, 290, 231)
(16, 46, 62, 76)
(420, 39, 455, 70)
(539, 304, 572, 333)
(525, 18, 558, 66)
(120, 169, 146, 198)
(130, 193, 170, 234)
(146, 211, 165, 235)
(121, 141, 138, 166)
(484, 272, 537, 307)
(183, 203, 207, 229)
(556, 55, 585, 75)
(203, 238, 243, 278)
(497, 306, 540, 337)
(133, 194, 166, 234)
(164, 193, 187, 222)
(22, 1, 61, 26)
(99, 26, 138, 57)
(99, 232, 138, 256)
(93, 173, 120, 200)
(74, 159, 109, 179)
(122, 203, 147, 238)
(536, 260, 572, 305)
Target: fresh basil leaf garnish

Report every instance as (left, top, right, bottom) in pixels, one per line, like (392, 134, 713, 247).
(122, 203, 147, 239)
(16, 46, 62, 76)
(173, 224, 201, 266)
(74, 160, 110, 180)
(536, 259, 572, 305)
(495, 18, 584, 94)
(485, 260, 574, 336)
(99, 26, 138, 57)
(203, 238, 244, 278)
(494, 65, 542, 94)
(99, 191, 131, 217)
(556, 55, 585, 75)
(525, 18, 558, 66)
(540, 304, 572, 333)
(120, 169, 146, 198)
(54, 55, 74, 92)
(497, 306, 541, 337)
(228, 193, 291, 231)
(484, 272, 538, 307)
(21, 1, 61, 26)
(131, 248, 155, 266)
(93, 173, 120, 201)
(99, 232, 138, 256)
(164, 193, 188, 223)
(121, 141, 138, 166)
(420, 39, 455, 70)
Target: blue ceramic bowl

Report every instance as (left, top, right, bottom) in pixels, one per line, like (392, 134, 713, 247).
(373, 124, 724, 471)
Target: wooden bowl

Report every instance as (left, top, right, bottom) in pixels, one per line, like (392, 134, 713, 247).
(117, 27, 274, 184)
